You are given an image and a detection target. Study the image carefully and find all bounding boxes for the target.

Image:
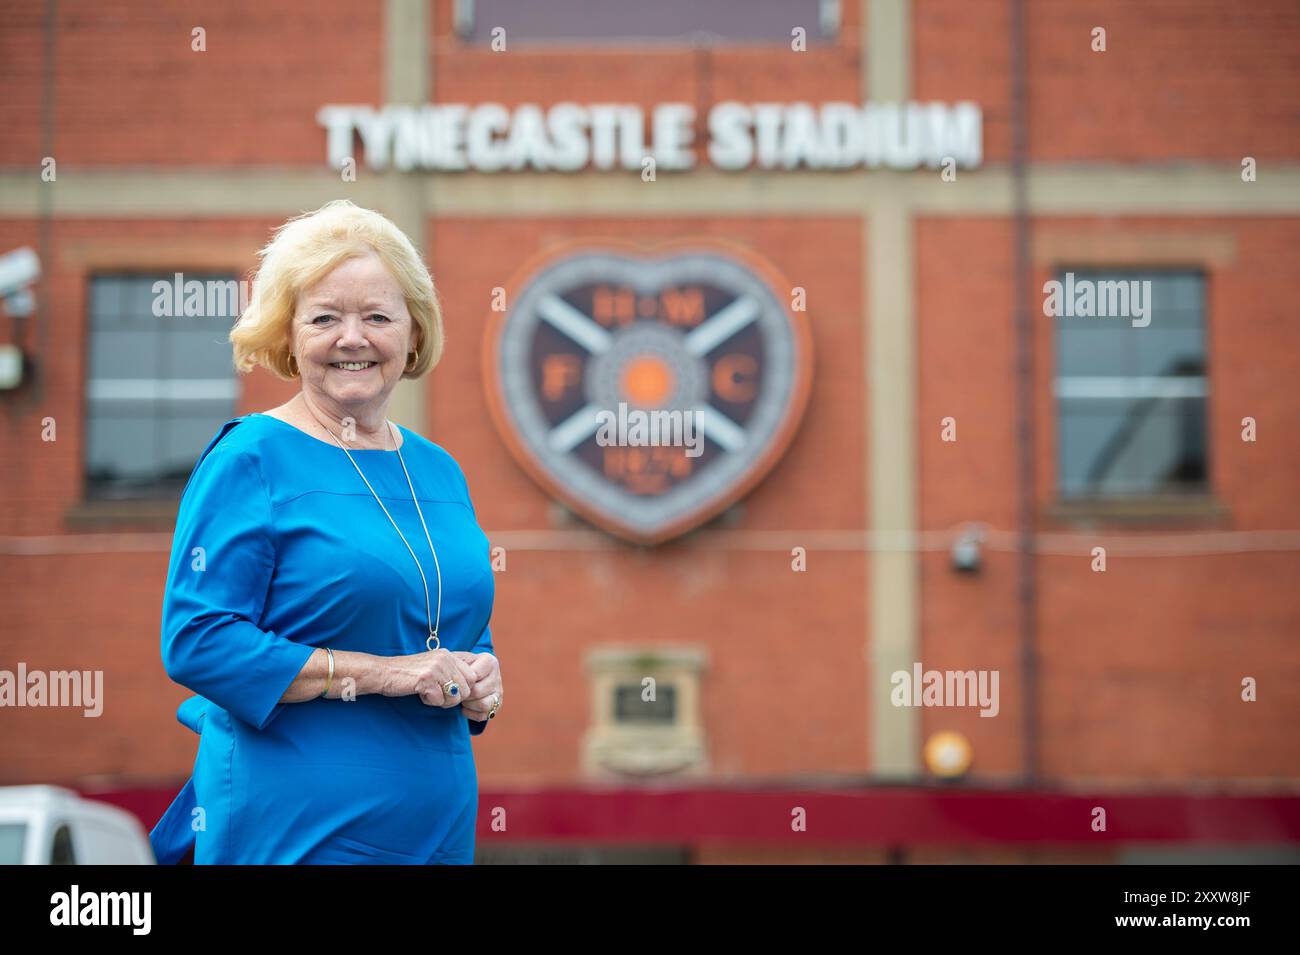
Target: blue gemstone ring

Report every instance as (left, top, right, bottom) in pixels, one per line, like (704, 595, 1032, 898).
(442, 679, 460, 699)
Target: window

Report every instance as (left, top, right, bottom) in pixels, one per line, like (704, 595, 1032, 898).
(454, 0, 838, 45)
(1053, 269, 1208, 499)
(85, 273, 239, 499)
(0, 823, 26, 864)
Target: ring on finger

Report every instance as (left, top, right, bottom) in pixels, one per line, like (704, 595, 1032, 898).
(442, 678, 460, 698)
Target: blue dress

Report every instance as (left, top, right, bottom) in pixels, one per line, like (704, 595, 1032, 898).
(149, 413, 496, 864)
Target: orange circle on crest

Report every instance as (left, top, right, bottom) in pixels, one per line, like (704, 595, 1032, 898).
(620, 355, 675, 408)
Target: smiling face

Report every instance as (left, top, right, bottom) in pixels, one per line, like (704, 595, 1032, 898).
(289, 250, 418, 418)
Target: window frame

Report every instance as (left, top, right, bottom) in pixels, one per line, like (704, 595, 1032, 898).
(1049, 266, 1213, 507)
(81, 270, 241, 504)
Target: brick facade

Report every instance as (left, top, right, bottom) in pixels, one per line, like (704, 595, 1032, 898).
(1, 0, 1297, 858)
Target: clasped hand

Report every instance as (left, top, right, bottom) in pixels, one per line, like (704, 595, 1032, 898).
(391, 648, 501, 719)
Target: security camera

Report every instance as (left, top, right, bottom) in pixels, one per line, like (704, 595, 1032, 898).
(0, 246, 40, 295)
(0, 247, 41, 317)
(0, 247, 39, 390)
(950, 523, 986, 574)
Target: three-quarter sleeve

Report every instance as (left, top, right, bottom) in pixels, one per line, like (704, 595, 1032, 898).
(161, 442, 316, 731)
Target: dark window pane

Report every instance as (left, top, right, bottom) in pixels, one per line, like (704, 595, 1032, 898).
(1057, 326, 1206, 379)
(88, 327, 161, 381)
(85, 410, 161, 489)
(89, 278, 124, 323)
(1136, 328, 1205, 378)
(1055, 271, 1205, 377)
(161, 412, 234, 478)
(614, 684, 677, 724)
(1059, 398, 1207, 497)
(463, 0, 835, 44)
(124, 278, 161, 325)
(1055, 326, 1128, 377)
(165, 329, 238, 379)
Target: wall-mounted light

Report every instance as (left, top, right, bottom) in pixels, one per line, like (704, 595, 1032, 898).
(924, 730, 973, 779)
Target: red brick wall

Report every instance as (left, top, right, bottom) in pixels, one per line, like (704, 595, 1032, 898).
(427, 216, 867, 782)
(1, 551, 189, 782)
(917, 216, 1300, 783)
(0, 217, 292, 537)
(914, 0, 1300, 162)
(0, 215, 297, 784)
(5, 1, 1299, 169)
(1029, 219, 1300, 526)
(0, 0, 384, 167)
(1, 1, 1297, 796)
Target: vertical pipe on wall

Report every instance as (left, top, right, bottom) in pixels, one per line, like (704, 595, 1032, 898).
(31, 0, 57, 412)
(1009, 0, 1039, 784)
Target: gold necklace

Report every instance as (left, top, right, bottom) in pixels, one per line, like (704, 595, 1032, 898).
(303, 404, 444, 651)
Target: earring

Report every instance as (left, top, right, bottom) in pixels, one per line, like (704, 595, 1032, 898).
(405, 347, 419, 372)
(288, 353, 299, 376)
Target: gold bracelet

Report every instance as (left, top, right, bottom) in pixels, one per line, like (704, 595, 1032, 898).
(320, 647, 335, 698)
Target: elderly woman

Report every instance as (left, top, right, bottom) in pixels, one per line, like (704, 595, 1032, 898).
(149, 199, 502, 865)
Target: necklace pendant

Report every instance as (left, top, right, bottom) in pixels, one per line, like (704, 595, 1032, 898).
(426, 632, 440, 652)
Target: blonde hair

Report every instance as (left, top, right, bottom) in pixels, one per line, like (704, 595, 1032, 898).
(230, 199, 443, 380)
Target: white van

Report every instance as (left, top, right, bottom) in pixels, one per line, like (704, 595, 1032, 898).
(0, 785, 155, 864)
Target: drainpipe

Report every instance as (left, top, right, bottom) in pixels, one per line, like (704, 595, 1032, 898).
(29, 0, 57, 412)
(1009, 0, 1039, 785)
